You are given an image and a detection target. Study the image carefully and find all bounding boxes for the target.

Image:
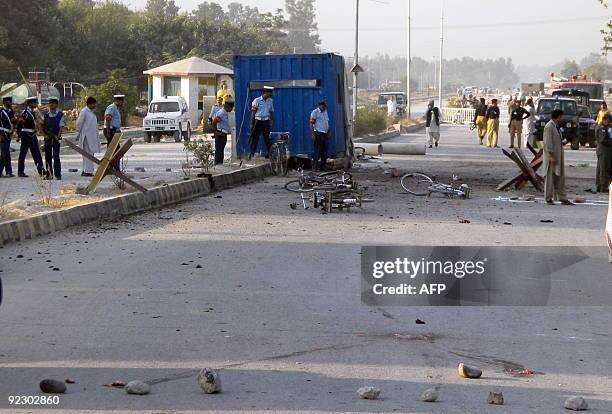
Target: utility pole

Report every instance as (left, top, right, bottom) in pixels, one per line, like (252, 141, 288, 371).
(352, 0, 360, 122)
(406, 0, 411, 118)
(438, 0, 444, 107)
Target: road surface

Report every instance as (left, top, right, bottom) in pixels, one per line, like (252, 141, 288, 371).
(1, 125, 611, 413)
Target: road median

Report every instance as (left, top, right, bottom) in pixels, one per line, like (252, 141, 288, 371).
(0, 163, 271, 246)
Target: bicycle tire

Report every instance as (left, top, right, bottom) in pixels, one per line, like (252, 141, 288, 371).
(400, 173, 434, 196)
(318, 171, 353, 181)
(270, 145, 280, 176)
(284, 179, 322, 193)
(279, 144, 289, 176)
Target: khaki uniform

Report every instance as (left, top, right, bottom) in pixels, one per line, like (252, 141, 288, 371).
(473, 103, 487, 144)
(485, 105, 500, 147)
(509, 120, 523, 147)
(595, 125, 612, 192)
(543, 120, 567, 201)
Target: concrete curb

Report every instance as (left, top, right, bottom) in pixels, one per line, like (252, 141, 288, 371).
(0, 163, 271, 246)
(400, 122, 426, 134)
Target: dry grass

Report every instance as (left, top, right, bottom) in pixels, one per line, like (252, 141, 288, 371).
(0, 180, 9, 218)
(32, 176, 103, 209)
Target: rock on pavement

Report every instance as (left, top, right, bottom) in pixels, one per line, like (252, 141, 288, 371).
(357, 386, 381, 400)
(39, 379, 66, 394)
(125, 380, 150, 395)
(564, 396, 589, 411)
(487, 391, 504, 405)
(198, 368, 222, 394)
(420, 388, 438, 402)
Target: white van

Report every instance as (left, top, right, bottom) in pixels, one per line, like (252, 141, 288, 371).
(143, 96, 192, 143)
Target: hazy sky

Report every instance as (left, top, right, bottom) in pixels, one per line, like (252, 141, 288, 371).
(129, 0, 610, 65)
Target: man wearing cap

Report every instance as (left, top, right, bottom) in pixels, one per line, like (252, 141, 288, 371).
(310, 101, 330, 172)
(508, 100, 530, 148)
(212, 100, 235, 165)
(104, 95, 124, 145)
(0, 96, 15, 177)
(595, 112, 612, 193)
(76, 97, 99, 177)
(249, 87, 274, 159)
(485, 99, 501, 148)
(473, 98, 487, 145)
(42, 97, 65, 180)
(17, 97, 44, 177)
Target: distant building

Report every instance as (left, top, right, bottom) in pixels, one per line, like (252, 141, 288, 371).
(143, 56, 234, 126)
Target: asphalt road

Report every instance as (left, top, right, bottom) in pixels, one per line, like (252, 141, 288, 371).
(0, 125, 611, 413)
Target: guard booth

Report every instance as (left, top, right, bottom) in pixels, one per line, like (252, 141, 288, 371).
(234, 53, 352, 163)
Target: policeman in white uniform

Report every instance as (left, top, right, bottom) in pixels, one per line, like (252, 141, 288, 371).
(249, 86, 274, 159)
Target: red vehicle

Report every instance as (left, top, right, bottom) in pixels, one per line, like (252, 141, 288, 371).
(548, 75, 604, 100)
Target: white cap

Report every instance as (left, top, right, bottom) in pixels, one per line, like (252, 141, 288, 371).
(2, 95, 12, 100)
(263, 86, 274, 91)
(26, 96, 38, 102)
(113, 94, 125, 99)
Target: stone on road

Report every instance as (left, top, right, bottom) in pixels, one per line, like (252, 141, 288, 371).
(487, 391, 504, 405)
(125, 380, 151, 395)
(357, 386, 381, 400)
(564, 396, 589, 411)
(420, 387, 439, 402)
(197, 368, 222, 394)
(39, 378, 67, 394)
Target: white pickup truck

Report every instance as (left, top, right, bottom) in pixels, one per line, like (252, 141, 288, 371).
(143, 96, 192, 143)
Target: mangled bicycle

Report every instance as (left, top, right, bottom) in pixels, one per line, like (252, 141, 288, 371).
(400, 172, 472, 199)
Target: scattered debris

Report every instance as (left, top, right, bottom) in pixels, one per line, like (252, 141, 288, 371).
(503, 222, 512, 225)
(574, 197, 586, 204)
(564, 396, 588, 411)
(415, 318, 426, 325)
(39, 379, 67, 394)
(459, 219, 471, 224)
(457, 363, 482, 379)
(134, 167, 146, 173)
(65, 378, 76, 384)
(540, 220, 554, 223)
(420, 388, 438, 402)
(487, 391, 504, 405)
(165, 168, 172, 172)
(215, 195, 223, 199)
(125, 380, 150, 395)
(357, 386, 381, 400)
(289, 203, 297, 210)
(198, 368, 222, 394)
(104, 380, 127, 388)
(68, 168, 79, 173)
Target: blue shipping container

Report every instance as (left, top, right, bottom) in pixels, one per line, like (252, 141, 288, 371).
(234, 53, 351, 159)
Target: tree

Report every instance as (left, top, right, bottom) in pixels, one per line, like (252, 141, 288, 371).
(79, 69, 139, 121)
(560, 60, 581, 78)
(226, 2, 261, 25)
(193, 2, 226, 22)
(599, 0, 611, 54)
(285, 0, 320, 53)
(145, 0, 179, 17)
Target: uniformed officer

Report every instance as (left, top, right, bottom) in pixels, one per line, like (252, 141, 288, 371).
(485, 99, 501, 148)
(249, 86, 274, 159)
(104, 94, 124, 145)
(212, 101, 235, 165)
(17, 97, 44, 177)
(0, 96, 16, 177)
(310, 101, 330, 172)
(508, 101, 530, 148)
(42, 97, 65, 180)
(473, 98, 487, 145)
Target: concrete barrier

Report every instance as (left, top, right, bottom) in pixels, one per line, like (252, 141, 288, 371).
(0, 163, 271, 246)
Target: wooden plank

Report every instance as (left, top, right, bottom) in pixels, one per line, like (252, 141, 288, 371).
(515, 148, 544, 192)
(86, 133, 123, 194)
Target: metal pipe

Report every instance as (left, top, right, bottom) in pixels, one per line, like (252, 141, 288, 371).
(381, 142, 427, 155)
(438, 0, 444, 107)
(406, 0, 411, 118)
(355, 143, 383, 156)
(353, 0, 360, 122)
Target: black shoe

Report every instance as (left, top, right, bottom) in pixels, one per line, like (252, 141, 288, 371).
(18, 173, 28, 178)
(546, 200, 555, 205)
(81, 172, 94, 177)
(429, 145, 433, 148)
(560, 199, 574, 206)
(435, 142, 438, 147)
(5, 173, 14, 178)
(509, 145, 514, 148)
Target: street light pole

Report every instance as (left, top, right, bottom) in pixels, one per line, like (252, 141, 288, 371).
(353, 0, 360, 122)
(438, 0, 444, 107)
(406, 0, 411, 118)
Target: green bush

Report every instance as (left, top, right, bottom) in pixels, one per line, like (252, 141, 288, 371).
(354, 107, 387, 137)
(78, 69, 139, 124)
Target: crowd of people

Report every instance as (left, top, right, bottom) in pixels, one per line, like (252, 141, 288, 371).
(0, 94, 127, 180)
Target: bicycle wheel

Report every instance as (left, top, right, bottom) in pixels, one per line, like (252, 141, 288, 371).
(279, 144, 289, 176)
(318, 170, 353, 181)
(270, 145, 280, 176)
(400, 173, 434, 196)
(284, 178, 322, 193)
